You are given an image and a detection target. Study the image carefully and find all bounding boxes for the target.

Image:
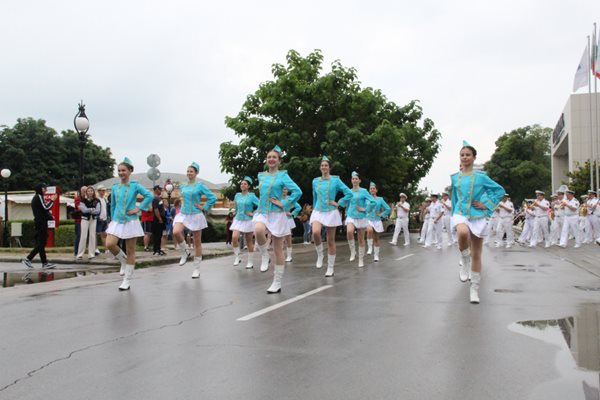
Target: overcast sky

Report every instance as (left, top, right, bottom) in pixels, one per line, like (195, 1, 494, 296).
(1, 0, 599, 194)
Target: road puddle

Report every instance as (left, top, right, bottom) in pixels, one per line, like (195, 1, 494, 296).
(509, 303, 600, 399)
(2, 269, 118, 288)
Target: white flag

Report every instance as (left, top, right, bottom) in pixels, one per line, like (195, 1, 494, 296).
(573, 44, 589, 92)
(595, 33, 600, 78)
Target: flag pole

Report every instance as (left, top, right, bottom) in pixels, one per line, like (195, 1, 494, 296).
(588, 35, 594, 191)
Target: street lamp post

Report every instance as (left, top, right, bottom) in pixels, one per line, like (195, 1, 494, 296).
(165, 182, 174, 208)
(1, 168, 11, 247)
(74, 101, 90, 188)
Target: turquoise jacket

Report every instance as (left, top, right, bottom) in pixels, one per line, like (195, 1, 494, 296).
(233, 192, 259, 221)
(256, 171, 302, 214)
(180, 182, 217, 214)
(450, 170, 505, 218)
(339, 187, 376, 219)
(284, 199, 301, 219)
(312, 176, 353, 212)
(367, 196, 391, 221)
(110, 181, 153, 223)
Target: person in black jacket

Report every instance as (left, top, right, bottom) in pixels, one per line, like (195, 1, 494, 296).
(22, 183, 56, 269)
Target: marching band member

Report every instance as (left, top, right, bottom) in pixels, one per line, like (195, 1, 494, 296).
(424, 193, 443, 249)
(451, 141, 505, 304)
(282, 187, 301, 262)
(389, 192, 410, 246)
(105, 157, 153, 291)
(529, 190, 550, 248)
(418, 198, 431, 245)
(549, 191, 565, 246)
(339, 171, 376, 267)
(495, 194, 514, 248)
(517, 200, 534, 244)
(310, 156, 353, 277)
(440, 192, 455, 245)
(172, 162, 217, 279)
(559, 189, 582, 248)
(585, 190, 600, 244)
(253, 145, 302, 293)
(366, 182, 391, 262)
(231, 176, 259, 269)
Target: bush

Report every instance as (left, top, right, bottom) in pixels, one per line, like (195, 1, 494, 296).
(12, 219, 77, 247)
(203, 222, 227, 243)
(55, 224, 76, 247)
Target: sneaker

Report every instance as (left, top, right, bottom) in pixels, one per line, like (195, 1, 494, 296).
(436, 245, 442, 250)
(285, 256, 293, 262)
(144, 247, 150, 252)
(158, 250, 166, 256)
(95, 249, 101, 256)
(389, 241, 397, 245)
(574, 244, 581, 249)
(470, 285, 480, 304)
(42, 262, 56, 270)
(21, 258, 33, 269)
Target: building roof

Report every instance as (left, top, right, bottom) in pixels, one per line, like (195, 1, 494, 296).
(93, 173, 228, 191)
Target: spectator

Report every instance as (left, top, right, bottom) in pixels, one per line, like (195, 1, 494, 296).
(73, 186, 87, 256)
(21, 183, 56, 269)
(77, 186, 101, 259)
(225, 212, 234, 246)
(152, 185, 166, 256)
(140, 206, 154, 251)
(300, 204, 312, 244)
(163, 200, 174, 249)
(95, 185, 109, 255)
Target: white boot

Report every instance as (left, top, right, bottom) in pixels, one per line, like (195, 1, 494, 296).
(191, 257, 202, 279)
(374, 246, 380, 262)
(325, 254, 336, 277)
(267, 265, 284, 293)
(245, 252, 254, 269)
(315, 244, 324, 269)
(367, 239, 373, 255)
(258, 244, 270, 272)
(358, 246, 365, 268)
(459, 249, 470, 282)
(115, 250, 127, 276)
(470, 272, 481, 304)
(233, 247, 241, 266)
(285, 247, 293, 262)
(348, 239, 356, 261)
(178, 241, 191, 266)
(118, 264, 134, 291)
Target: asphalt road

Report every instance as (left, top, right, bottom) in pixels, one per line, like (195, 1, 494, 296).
(1, 235, 599, 400)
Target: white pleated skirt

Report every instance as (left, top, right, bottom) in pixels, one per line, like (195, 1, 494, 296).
(174, 212, 208, 232)
(346, 217, 368, 229)
(367, 220, 384, 233)
(310, 209, 342, 227)
(253, 213, 290, 238)
(287, 218, 296, 230)
(451, 214, 489, 238)
(230, 218, 255, 233)
(106, 220, 144, 239)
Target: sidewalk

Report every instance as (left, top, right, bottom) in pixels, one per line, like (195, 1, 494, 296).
(0, 242, 234, 273)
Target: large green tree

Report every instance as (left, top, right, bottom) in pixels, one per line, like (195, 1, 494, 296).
(219, 49, 441, 202)
(484, 124, 551, 205)
(564, 161, 596, 196)
(0, 118, 115, 191)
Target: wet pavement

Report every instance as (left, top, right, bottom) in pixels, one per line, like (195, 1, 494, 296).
(1, 236, 599, 399)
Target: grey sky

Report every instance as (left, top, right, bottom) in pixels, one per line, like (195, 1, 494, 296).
(1, 0, 599, 193)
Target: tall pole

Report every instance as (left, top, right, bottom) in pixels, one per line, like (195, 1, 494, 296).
(79, 138, 85, 188)
(588, 35, 594, 191)
(595, 23, 600, 191)
(3, 185, 7, 247)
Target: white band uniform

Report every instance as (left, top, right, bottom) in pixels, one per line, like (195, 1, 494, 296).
(367, 220, 384, 233)
(230, 218, 255, 233)
(310, 209, 342, 227)
(106, 220, 144, 239)
(451, 214, 489, 238)
(174, 212, 208, 231)
(345, 217, 368, 229)
(253, 213, 291, 238)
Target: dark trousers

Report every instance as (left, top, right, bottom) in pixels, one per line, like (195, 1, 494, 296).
(73, 222, 81, 255)
(27, 225, 48, 264)
(152, 221, 163, 253)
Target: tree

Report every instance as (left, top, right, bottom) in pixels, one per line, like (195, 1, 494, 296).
(219, 49, 441, 202)
(564, 160, 596, 196)
(0, 118, 115, 191)
(484, 124, 551, 205)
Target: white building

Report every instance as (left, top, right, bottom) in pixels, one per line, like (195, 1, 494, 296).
(551, 92, 600, 192)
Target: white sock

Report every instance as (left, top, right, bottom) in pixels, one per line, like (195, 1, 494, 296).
(233, 247, 240, 256)
(315, 243, 324, 255)
(328, 254, 336, 267)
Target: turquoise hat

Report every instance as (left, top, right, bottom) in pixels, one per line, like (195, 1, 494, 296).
(243, 176, 253, 185)
(190, 162, 200, 172)
(369, 181, 376, 188)
(121, 157, 133, 167)
(272, 145, 282, 154)
(351, 171, 359, 177)
(321, 155, 330, 162)
(462, 140, 471, 147)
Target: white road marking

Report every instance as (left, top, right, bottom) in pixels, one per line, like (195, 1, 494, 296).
(237, 285, 334, 321)
(395, 253, 415, 261)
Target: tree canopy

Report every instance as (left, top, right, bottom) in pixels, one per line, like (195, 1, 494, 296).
(564, 161, 596, 196)
(0, 118, 115, 191)
(483, 124, 551, 205)
(219, 49, 441, 202)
